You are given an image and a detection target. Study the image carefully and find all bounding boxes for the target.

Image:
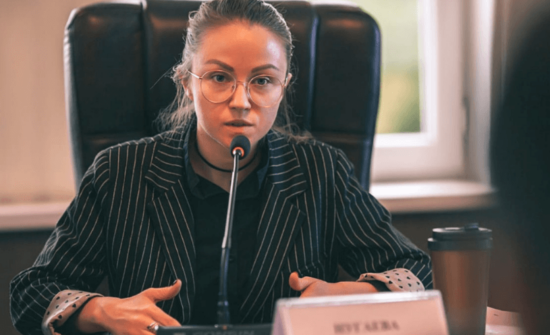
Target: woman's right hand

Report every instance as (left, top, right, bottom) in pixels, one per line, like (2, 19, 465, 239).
(75, 279, 182, 334)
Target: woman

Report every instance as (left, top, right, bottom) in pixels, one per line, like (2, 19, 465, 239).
(10, 1, 432, 334)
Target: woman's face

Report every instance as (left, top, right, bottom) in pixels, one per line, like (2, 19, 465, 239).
(186, 21, 290, 158)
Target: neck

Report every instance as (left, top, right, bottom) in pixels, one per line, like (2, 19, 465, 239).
(194, 139, 257, 173)
(189, 135, 261, 192)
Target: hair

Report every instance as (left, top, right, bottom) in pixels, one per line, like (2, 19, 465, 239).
(157, 0, 308, 140)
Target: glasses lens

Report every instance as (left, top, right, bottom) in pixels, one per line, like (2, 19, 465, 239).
(200, 71, 235, 103)
(199, 71, 284, 106)
(248, 75, 284, 107)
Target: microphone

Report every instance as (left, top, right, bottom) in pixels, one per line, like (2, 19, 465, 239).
(217, 135, 250, 326)
(230, 135, 250, 159)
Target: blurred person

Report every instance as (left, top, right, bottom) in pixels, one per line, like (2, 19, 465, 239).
(10, 1, 432, 334)
(490, 10, 550, 335)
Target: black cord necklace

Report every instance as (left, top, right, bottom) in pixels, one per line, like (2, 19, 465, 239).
(194, 139, 257, 173)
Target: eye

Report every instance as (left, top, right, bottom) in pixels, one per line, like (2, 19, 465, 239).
(213, 74, 226, 83)
(251, 76, 273, 86)
(207, 72, 232, 83)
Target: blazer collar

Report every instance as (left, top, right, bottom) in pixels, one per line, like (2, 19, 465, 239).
(264, 131, 308, 193)
(144, 126, 194, 322)
(239, 131, 308, 322)
(144, 127, 187, 193)
(144, 127, 308, 197)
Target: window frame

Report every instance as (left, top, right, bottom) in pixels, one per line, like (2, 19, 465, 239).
(368, 0, 497, 213)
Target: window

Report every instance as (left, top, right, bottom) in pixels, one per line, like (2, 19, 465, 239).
(352, 0, 466, 182)
(358, 0, 422, 135)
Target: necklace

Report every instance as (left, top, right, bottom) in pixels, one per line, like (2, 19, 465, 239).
(194, 139, 258, 173)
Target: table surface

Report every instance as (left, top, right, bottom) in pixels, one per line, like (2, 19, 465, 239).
(486, 307, 524, 335)
(486, 324, 524, 335)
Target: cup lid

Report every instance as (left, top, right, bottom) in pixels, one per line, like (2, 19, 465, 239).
(428, 223, 493, 251)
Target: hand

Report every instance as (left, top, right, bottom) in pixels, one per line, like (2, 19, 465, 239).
(75, 280, 182, 335)
(288, 272, 379, 298)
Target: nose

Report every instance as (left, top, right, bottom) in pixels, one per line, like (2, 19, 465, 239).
(228, 81, 252, 110)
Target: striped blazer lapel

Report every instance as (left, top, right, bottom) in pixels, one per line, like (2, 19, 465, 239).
(145, 131, 197, 323)
(240, 133, 308, 322)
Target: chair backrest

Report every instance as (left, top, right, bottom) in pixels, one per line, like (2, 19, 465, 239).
(64, 0, 380, 190)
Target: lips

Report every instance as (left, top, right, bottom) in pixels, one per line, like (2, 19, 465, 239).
(225, 120, 252, 127)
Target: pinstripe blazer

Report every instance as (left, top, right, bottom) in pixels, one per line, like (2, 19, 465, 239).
(10, 126, 432, 333)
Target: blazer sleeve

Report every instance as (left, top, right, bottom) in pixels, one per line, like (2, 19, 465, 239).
(10, 150, 111, 335)
(332, 149, 433, 289)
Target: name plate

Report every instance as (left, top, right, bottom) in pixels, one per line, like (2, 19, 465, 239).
(272, 291, 448, 335)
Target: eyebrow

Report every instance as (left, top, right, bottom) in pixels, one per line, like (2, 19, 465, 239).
(252, 64, 281, 72)
(204, 59, 281, 73)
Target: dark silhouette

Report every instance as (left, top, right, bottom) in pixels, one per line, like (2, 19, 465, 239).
(490, 12, 550, 335)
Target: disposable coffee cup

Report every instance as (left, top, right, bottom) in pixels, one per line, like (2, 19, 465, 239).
(428, 223, 492, 335)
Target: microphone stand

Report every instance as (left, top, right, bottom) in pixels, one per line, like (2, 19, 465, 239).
(217, 148, 241, 327)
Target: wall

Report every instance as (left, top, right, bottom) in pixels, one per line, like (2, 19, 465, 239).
(0, 0, 109, 203)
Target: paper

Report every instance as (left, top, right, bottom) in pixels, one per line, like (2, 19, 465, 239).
(273, 291, 448, 335)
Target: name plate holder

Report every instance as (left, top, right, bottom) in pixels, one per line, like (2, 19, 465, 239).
(158, 323, 272, 335)
(272, 291, 449, 335)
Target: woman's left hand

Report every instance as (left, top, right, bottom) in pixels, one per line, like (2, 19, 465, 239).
(288, 272, 379, 298)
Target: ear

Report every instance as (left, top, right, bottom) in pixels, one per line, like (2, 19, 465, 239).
(182, 79, 194, 101)
(284, 73, 293, 87)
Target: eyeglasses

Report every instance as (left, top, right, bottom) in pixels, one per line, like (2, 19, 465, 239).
(188, 70, 287, 107)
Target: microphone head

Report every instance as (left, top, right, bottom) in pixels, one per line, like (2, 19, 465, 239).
(230, 135, 250, 159)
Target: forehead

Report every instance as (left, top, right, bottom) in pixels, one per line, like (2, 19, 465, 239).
(193, 21, 288, 73)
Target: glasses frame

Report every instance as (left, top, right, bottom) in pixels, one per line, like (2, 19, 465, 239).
(187, 70, 288, 108)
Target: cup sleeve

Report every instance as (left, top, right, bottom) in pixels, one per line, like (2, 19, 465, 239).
(357, 268, 425, 292)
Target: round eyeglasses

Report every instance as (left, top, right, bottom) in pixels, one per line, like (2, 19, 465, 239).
(188, 70, 287, 108)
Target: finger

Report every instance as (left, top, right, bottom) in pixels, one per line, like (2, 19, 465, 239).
(142, 279, 182, 303)
(288, 272, 318, 292)
(299, 288, 316, 298)
(289, 272, 301, 291)
(299, 280, 331, 298)
(150, 305, 181, 327)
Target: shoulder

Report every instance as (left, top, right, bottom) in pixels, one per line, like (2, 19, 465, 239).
(85, 128, 186, 180)
(267, 131, 350, 174)
(100, 129, 184, 156)
(96, 128, 184, 160)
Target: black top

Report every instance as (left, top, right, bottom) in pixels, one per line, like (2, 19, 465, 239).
(183, 131, 270, 325)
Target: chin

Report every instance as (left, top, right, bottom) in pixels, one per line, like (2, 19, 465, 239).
(224, 126, 255, 138)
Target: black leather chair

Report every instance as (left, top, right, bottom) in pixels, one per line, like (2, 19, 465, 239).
(64, 0, 380, 190)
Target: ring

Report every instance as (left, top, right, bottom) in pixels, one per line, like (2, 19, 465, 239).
(146, 321, 160, 334)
